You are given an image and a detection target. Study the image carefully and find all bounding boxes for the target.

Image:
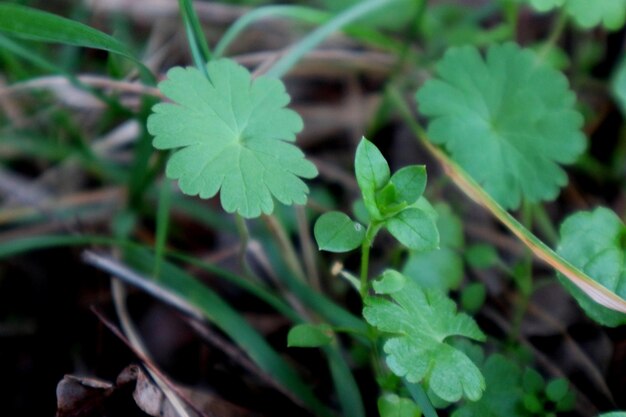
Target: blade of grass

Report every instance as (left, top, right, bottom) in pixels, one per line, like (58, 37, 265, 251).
(255, 234, 367, 332)
(325, 346, 365, 417)
(153, 180, 172, 278)
(213, 4, 403, 59)
(0, 3, 153, 83)
(169, 250, 301, 322)
(178, 0, 212, 73)
(125, 247, 336, 417)
(1, 233, 362, 416)
(388, 86, 626, 314)
(265, 0, 402, 79)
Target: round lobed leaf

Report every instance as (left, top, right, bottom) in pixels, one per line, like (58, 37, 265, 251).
(147, 59, 317, 218)
(416, 42, 586, 210)
(527, 0, 626, 31)
(556, 207, 626, 326)
(364, 278, 486, 403)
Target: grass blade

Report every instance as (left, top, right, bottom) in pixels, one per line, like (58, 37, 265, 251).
(126, 247, 336, 417)
(0, 3, 153, 82)
(214, 4, 402, 59)
(178, 0, 212, 72)
(324, 346, 365, 417)
(265, 0, 402, 79)
(153, 180, 172, 278)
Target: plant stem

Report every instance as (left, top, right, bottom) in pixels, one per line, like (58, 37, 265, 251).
(404, 380, 439, 417)
(360, 235, 371, 299)
(360, 223, 380, 299)
(234, 213, 253, 276)
(262, 214, 307, 282)
(537, 11, 568, 62)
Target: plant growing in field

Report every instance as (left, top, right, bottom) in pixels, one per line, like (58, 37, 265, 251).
(3, 0, 626, 416)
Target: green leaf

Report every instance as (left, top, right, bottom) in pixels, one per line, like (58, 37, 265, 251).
(461, 283, 487, 314)
(528, 0, 565, 12)
(0, 3, 151, 80)
(598, 413, 626, 417)
(523, 393, 543, 413)
(0, 4, 131, 56)
(466, 244, 499, 269)
(527, 0, 626, 30)
(321, 0, 422, 30)
(612, 57, 626, 117)
(314, 211, 366, 252)
(147, 59, 317, 218)
(373, 270, 407, 294)
(378, 393, 422, 417)
(556, 207, 626, 326)
(523, 368, 545, 393)
(416, 43, 586, 210)
(287, 323, 333, 347)
(546, 378, 569, 402)
(565, 0, 626, 30)
(390, 165, 427, 205)
(403, 203, 463, 290)
(452, 355, 525, 417)
(386, 208, 439, 252)
(376, 182, 406, 215)
(555, 391, 575, 412)
(363, 277, 486, 402)
(355, 137, 390, 219)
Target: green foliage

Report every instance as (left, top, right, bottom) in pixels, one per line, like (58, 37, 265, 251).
(527, 0, 626, 31)
(556, 207, 626, 326)
(287, 323, 333, 347)
(452, 354, 524, 417)
(403, 203, 464, 290)
(320, 0, 421, 30)
(0, 3, 134, 59)
(373, 269, 407, 294)
(148, 58, 317, 218)
(612, 57, 626, 117)
(461, 283, 487, 314)
(389, 166, 427, 206)
(363, 275, 486, 402)
(378, 393, 422, 417)
(314, 211, 366, 252)
(355, 137, 391, 220)
(466, 244, 499, 269)
(386, 208, 439, 252)
(452, 353, 575, 417)
(528, 0, 564, 12)
(599, 413, 626, 417)
(353, 138, 438, 250)
(545, 379, 569, 403)
(416, 42, 586, 210)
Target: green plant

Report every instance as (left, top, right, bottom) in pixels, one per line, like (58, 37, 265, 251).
(2, 0, 626, 416)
